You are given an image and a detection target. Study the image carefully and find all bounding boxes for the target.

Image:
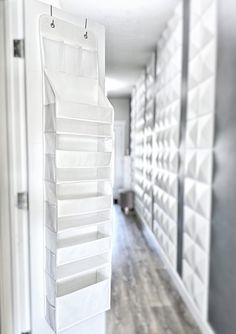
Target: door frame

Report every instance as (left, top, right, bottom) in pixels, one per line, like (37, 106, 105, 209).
(0, 1, 31, 333)
(0, 4, 14, 333)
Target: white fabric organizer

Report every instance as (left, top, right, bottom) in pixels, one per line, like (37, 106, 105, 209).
(40, 15, 113, 333)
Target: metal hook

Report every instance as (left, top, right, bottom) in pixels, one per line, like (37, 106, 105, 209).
(50, 5, 55, 29)
(84, 18, 88, 39)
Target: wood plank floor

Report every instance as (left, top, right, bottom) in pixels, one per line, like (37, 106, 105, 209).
(106, 205, 202, 334)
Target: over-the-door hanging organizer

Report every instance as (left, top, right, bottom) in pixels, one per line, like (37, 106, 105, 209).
(40, 14, 113, 333)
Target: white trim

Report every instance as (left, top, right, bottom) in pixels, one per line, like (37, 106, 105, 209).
(0, 2, 14, 333)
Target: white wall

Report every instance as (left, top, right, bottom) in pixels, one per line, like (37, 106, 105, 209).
(109, 97, 130, 154)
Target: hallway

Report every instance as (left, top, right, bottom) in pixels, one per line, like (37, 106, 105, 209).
(2, 0, 236, 333)
(107, 206, 201, 334)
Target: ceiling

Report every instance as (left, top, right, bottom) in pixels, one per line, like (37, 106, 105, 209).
(60, 0, 178, 97)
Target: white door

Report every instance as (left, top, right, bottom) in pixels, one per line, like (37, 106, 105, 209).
(113, 121, 126, 199)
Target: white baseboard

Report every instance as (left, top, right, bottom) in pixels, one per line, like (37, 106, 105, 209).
(136, 212, 215, 334)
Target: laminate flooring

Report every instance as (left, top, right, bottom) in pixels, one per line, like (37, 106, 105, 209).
(106, 205, 202, 334)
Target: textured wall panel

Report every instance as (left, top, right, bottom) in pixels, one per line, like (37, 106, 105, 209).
(182, 0, 216, 319)
(143, 54, 156, 229)
(153, 2, 183, 269)
(131, 88, 137, 191)
(131, 74, 146, 221)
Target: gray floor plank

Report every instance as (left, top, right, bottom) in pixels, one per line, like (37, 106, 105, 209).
(106, 205, 202, 334)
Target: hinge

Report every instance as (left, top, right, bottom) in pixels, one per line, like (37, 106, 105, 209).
(17, 192, 28, 210)
(13, 39, 25, 58)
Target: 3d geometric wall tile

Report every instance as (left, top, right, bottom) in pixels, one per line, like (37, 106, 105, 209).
(186, 119, 198, 148)
(195, 214, 210, 252)
(193, 274, 205, 309)
(183, 234, 195, 266)
(196, 151, 213, 183)
(190, 24, 211, 59)
(182, 0, 216, 319)
(194, 245, 207, 282)
(153, 1, 183, 269)
(199, 77, 215, 116)
(130, 52, 156, 229)
(187, 87, 199, 120)
(183, 260, 194, 293)
(197, 114, 214, 148)
(143, 55, 156, 228)
(184, 178, 197, 210)
(185, 151, 197, 178)
(131, 73, 146, 221)
(184, 207, 196, 239)
(196, 183, 211, 220)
